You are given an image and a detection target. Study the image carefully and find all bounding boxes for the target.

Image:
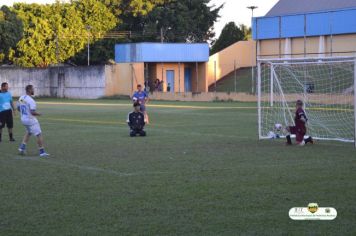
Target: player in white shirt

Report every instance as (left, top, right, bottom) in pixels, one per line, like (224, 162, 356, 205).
(17, 85, 49, 157)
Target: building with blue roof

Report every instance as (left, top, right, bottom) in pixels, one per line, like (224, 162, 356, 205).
(252, 0, 356, 59)
(115, 43, 210, 93)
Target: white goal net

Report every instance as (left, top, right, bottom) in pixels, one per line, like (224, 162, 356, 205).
(257, 57, 356, 144)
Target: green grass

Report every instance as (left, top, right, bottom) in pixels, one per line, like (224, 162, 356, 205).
(209, 67, 253, 93)
(0, 99, 355, 235)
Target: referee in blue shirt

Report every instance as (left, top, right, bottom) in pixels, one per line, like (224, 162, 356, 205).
(0, 82, 16, 142)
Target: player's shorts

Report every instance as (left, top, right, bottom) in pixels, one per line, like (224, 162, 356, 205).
(24, 123, 42, 136)
(0, 110, 14, 129)
(288, 126, 306, 143)
(140, 104, 146, 112)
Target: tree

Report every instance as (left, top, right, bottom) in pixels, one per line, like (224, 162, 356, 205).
(0, 6, 23, 64)
(102, 0, 166, 17)
(11, 0, 117, 67)
(118, 0, 222, 43)
(70, 0, 169, 65)
(240, 24, 252, 40)
(70, 0, 222, 65)
(210, 22, 251, 55)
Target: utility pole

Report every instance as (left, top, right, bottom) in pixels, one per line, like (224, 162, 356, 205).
(86, 25, 92, 66)
(247, 6, 258, 94)
(55, 33, 59, 64)
(160, 27, 171, 43)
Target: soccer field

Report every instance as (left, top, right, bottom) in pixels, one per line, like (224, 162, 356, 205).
(0, 99, 355, 235)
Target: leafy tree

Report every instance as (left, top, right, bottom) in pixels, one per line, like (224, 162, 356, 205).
(118, 0, 222, 43)
(71, 0, 169, 65)
(70, 0, 221, 65)
(0, 6, 23, 64)
(210, 22, 251, 55)
(102, 0, 166, 17)
(11, 0, 117, 67)
(240, 24, 252, 40)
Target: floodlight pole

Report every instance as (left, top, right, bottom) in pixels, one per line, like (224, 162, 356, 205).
(247, 6, 258, 94)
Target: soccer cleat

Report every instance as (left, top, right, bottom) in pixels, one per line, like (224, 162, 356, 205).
(10, 138, 16, 142)
(304, 137, 314, 145)
(18, 148, 26, 155)
(39, 152, 50, 158)
(297, 141, 305, 147)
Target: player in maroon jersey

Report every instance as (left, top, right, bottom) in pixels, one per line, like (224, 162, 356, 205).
(286, 100, 314, 146)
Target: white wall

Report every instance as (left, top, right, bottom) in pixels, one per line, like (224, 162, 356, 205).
(0, 66, 107, 99)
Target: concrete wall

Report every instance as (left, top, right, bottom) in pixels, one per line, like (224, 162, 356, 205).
(258, 34, 356, 58)
(0, 64, 145, 99)
(0, 68, 52, 97)
(105, 63, 144, 96)
(205, 40, 256, 90)
(0, 66, 107, 99)
(150, 92, 257, 102)
(60, 66, 106, 99)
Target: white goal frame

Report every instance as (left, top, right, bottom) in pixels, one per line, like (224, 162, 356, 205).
(257, 56, 356, 147)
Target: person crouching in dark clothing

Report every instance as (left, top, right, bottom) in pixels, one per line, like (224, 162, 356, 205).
(127, 102, 146, 137)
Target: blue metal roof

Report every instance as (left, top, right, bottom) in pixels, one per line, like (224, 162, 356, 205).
(266, 0, 356, 17)
(253, 8, 356, 40)
(115, 43, 209, 63)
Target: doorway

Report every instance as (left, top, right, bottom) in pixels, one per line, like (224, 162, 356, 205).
(166, 70, 175, 92)
(184, 68, 192, 92)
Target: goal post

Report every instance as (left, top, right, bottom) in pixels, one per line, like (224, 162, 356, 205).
(257, 56, 356, 145)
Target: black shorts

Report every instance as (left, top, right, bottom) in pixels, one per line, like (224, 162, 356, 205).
(0, 110, 14, 129)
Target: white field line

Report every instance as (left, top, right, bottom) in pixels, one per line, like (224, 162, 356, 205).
(1, 153, 169, 177)
(38, 101, 353, 112)
(37, 101, 256, 110)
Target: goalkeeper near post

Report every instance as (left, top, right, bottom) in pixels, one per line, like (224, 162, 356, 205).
(286, 100, 314, 146)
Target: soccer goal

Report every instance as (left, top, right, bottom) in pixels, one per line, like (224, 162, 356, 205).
(257, 56, 356, 145)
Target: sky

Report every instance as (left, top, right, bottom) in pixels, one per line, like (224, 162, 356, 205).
(210, 0, 279, 36)
(3, 0, 279, 37)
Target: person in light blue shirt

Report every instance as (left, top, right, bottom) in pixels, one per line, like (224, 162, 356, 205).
(0, 82, 16, 142)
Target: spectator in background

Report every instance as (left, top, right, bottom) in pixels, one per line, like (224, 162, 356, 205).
(159, 80, 164, 92)
(144, 80, 150, 93)
(154, 79, 160, 92)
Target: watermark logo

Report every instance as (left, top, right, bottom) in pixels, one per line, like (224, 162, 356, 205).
(289, 203, 337, 220)
(308, 203, 318, 214)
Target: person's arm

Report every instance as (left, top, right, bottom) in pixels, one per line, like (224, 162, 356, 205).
(30, 110, 41, 116)
(11, 98, 16, 115)
(29, 100, 40, 116)
(127, 113, 133, 129)
(299, 110, 307, 123)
